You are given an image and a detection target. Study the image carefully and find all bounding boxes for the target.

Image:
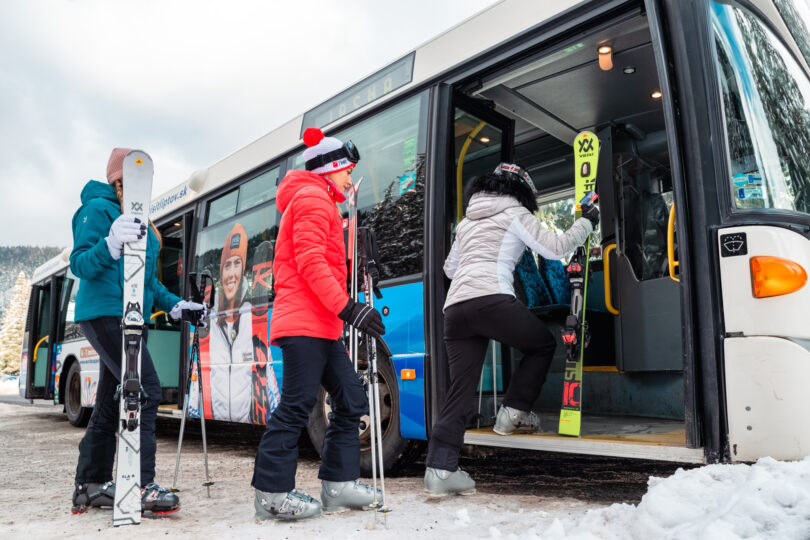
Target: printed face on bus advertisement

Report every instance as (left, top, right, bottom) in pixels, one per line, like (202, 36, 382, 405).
(221, 255, 243, 304)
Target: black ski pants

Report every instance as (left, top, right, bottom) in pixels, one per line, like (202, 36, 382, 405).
(74, 316, 161, 486)
(251, 336, 368, 493)
(426, 294, 556, 472)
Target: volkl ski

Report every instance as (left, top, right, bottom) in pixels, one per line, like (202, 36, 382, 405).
(113, 150, 153, 526)
(558, 131, 599, 437)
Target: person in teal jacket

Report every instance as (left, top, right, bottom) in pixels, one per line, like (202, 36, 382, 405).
(70, 147, 204, 516)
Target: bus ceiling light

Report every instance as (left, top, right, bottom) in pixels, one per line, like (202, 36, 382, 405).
(480, 137, 491, 143)
(623, 66, 636, 74)
(598, 45, 613, 71)
(750, 256, 807, 298)
(651, 90, 663, 99)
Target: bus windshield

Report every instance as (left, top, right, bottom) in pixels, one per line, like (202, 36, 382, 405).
(712, 0, 810, 214)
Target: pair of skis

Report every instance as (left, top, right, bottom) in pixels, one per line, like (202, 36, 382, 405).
(113, 151, 152, 526)
(558, 131, 600, 438)
(346, 178, 391, 526)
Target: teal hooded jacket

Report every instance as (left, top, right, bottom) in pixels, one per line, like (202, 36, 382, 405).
(70, 180, 181, 322)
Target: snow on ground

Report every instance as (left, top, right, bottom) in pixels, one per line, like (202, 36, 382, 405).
(0, 375, 18, 395)
(535, 457, 810, 539)
(2, 402, 809, 539)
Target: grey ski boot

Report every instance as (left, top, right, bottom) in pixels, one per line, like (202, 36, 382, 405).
(424, 467, 476, 497)
(320, 480, 381, 513)
(493, 405, 541, 435)
(71, 481, 116, 514)
(254, 489, 322, 521)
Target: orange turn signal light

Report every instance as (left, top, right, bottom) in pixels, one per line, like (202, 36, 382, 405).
(750, 256, 807, 298)
(400, 369, 416, 380)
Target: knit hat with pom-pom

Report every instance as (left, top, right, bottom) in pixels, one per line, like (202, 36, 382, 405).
(302, 128, 357, 176)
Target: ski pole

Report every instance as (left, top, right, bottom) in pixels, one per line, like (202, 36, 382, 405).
(361, 261, 389, 525)
(196, 345, 213, 497)
(171, 349, 196, 492)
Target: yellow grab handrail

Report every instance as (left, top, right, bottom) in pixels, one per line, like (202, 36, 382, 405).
(456, 120, 487, 221)
(33, 335, 49, 363)
(603, 244, 620, 315)
(150, 310, 166, 321)
(667, 204, 680, 282)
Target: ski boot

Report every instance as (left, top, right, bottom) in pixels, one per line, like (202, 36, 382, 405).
(493, 405, 541, 435)
(424, 467, 476, 497)
(320, 479, 381, 513)
(254, 489, 322, 520)
(71, 481, 116, 514)
(141, 482, 180, 517)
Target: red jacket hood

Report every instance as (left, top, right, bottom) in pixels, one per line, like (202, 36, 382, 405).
(277, 169, 343, 212)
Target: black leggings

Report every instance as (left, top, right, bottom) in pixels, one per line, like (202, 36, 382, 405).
(74, 317, 161, 486)
(426, 294, 556, 472)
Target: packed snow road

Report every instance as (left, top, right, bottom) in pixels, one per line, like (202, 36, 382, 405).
(2, 400, 809, 538)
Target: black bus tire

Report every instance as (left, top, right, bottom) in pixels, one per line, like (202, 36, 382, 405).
(65, 361, 91, 427)
(307, 344, 423, 476)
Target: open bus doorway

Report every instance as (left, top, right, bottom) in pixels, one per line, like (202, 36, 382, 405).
(149, 214, 192, 406)
(441, 8, 702, 462)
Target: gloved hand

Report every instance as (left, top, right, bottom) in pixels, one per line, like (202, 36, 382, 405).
(581, 203, 600, 228)
(105, 215, 147, 260)
(169, 300, 207, 326)
(338, 298, 385, 338)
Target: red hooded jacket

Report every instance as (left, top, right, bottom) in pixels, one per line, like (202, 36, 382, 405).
(269, 169, 349, 344)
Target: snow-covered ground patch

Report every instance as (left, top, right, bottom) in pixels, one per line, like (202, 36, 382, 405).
(0, 374, 18, 395)
(525, 456, 810, 539)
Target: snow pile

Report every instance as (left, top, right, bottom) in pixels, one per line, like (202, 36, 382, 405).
(538, 456, 810, 539)
(0, 375, 18, 395)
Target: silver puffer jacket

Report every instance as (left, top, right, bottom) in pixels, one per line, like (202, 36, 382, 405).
(443, 192, 593, 310)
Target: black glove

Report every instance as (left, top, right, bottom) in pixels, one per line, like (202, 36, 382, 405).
(338, 298, 385, 338)
(581, 203, 600, 228)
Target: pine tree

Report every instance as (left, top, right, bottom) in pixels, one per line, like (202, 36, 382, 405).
(0, 272, 31, 374)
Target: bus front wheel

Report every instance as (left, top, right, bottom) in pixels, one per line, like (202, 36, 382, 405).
(307, 343, 422, 476)
(64, 361, 91, 427)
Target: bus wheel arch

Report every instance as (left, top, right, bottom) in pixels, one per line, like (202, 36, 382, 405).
(64, 359, 91, 427)
(307, 342, 423, 476)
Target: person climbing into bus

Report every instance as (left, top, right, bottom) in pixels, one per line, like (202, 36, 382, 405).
(251, 128, 384, 520)
(424, 163, 599, 497)
(69, 147, 206, 515)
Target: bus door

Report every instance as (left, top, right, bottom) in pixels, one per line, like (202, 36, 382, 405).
(148, 215, 190, 405)
(22, 275, 63, 399)
(707, 0, 810, 461)
(443, 91, 515, 423)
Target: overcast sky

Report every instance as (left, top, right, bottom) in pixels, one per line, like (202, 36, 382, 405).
(1, 0, 496, 248)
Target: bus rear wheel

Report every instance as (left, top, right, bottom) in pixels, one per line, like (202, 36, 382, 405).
(65, 361, 91, 427)
(307, 344, 422, 476)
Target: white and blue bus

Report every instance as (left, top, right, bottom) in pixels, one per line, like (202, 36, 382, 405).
(21, 0, 810, 468)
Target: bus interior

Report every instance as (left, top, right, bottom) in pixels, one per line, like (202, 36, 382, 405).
(449, 10, 701, 462)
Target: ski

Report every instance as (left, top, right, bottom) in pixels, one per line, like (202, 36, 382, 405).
(113, 150, 153, 526)
(346, 177, 364, 370)
(558, 131, 599, 437)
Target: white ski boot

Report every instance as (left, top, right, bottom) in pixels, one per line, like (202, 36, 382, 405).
(424, 467, 476, 497)
(493, 405, 541, 435)
(320, 480, 381, 513)
(254, 489, 322, 520)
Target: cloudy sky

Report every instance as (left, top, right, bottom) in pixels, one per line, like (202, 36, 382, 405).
(1, 0, 496, 248)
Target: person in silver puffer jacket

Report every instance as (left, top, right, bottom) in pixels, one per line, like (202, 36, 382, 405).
(424, 163, 599, 498)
